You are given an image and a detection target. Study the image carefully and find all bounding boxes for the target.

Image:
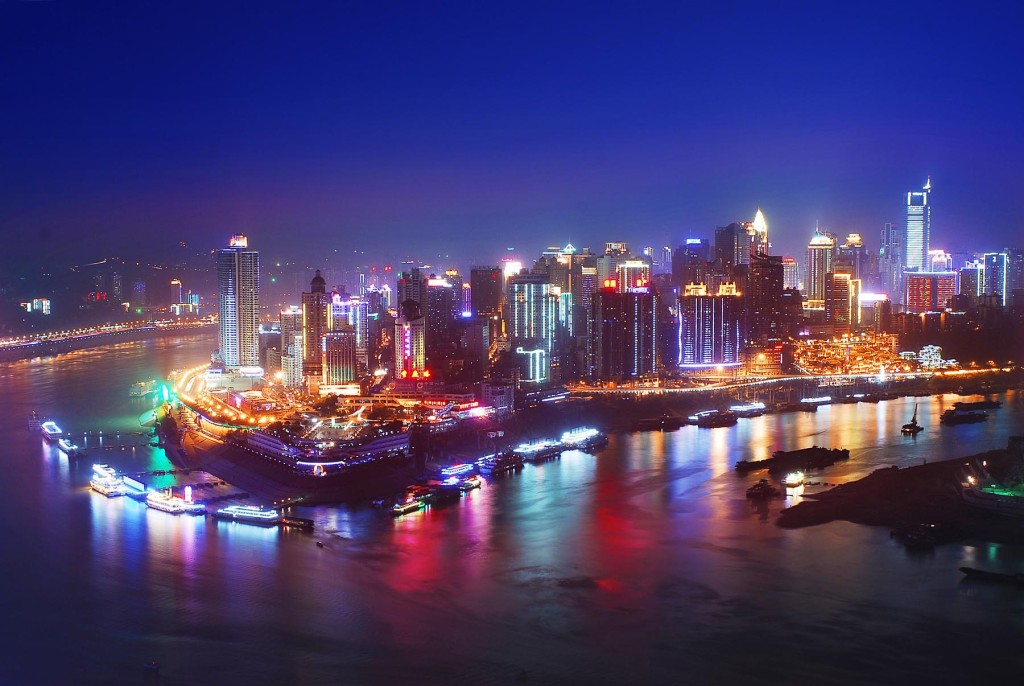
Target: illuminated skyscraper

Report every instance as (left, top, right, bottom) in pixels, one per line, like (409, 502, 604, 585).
(678, 283, 743, 369)
(394, 300, 427, 378)
(279, 306, 303, 388)
(615, 260, 651, 293)
(301, 270, 330, 380)
(509, 273, 556, 383)
(905, 178, 931, 272)
(905, 272, 956, 313)
(805, 230, 835, 306)
(323, 329, 358, 385)
(217, 234, 260, 369)
(879, 221, 903, 301)
(589, 285, 658, 380)
(983, 252, 1009, 306)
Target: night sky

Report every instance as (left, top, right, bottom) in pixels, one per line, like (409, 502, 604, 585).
(2, 2, 1021, 272)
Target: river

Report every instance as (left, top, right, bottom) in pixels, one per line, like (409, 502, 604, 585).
(1, 332, 1022, 685)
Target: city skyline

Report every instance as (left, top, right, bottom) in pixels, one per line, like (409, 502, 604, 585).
(2, 4, 1022, 271)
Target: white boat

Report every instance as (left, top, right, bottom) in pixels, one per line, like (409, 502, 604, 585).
(146, 489, 206, 515)
(89, 464, 127, 497)
(40, 420, 62, 442)
(213, 505, 281, 526)
(57, 438, 81, 456)
(783, 471, 805, 488)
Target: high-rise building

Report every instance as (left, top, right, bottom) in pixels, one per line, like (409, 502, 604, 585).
(323, 329, 358, 385)
(301, 270, 330, 380)
(958, 261, 984, 305)
(835, 234, 865, 280)
(424, 276, 456, 345)
(983, 252, 1009, 306)
(824, 273, 853, 335)
(589, 286, 658, 381)
(905, 272, 956, 313)
(905, 178, 931, 272)
(394, 300, 427, 378)
(672, 239, 711, 288)
(805, 230, 835, 307)
(396, 268, 427, 312)
(879, 221, 903, 301)
(470, 266, 502, 317)
(715, 223, 748, 270)
(508, 273, 556, 384)
(678, 283, 743, 369)
(781, 257, 800, 291)
(217, 234, 260, 369)
(615, 260, 651, 293)
(747, 252, 785, 342)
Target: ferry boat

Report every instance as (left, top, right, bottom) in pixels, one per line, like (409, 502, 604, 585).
(729, 402, 767, 418)
(392, 499, 425, 517)
(89, 464, 127, 497)
(560, 427, 608, 452)
(688, 410, 739, 428)
(146, 489, 206, 515)
(940, 408, 987, 425)
(40, 420, 63, 443)
(130, 380, 159, 398)
(213, 505, 282, 526)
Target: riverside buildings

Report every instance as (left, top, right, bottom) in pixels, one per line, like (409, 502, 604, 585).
(217, 235, 260, 369)
(678, 283, 743, 370)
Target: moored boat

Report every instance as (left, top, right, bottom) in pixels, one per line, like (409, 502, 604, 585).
(40, 420, 63, 443)
(90, 464, 127, 497)
(146, 488, 206, 515)
(940, 408, 987, 425)
(959, 567, 1024, 586)
(391, 499, 425, 516)
(27, 411, 42, 431)
(688, 410, 738, 428)
(213, 505, 282, 526)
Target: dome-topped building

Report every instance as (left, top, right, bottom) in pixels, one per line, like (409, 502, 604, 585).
(310, 269, 327, 294)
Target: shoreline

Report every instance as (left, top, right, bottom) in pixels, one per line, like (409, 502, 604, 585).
(778, 437, 1024, 544)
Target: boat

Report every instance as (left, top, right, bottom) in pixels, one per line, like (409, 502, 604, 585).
(146, 489, 206, 515)
(633, 415, 686, 431)
(783, 471, 805, 488)
(901, 405, 924, 435)
(89, 464, 127, 497)
(688, 410, 739, 428)
(560, 427, 608, 452)
(57, 438, 81, 456)
(735, 446, 850, 474)
(940, 408, 987, 425)
(459, 475, 482, 492)
(729, 402, 767, 418)
(281, 516, 315, 530)
(130, 380, 159, 398)
(27, 411, 42, 431)
(40, 420, 63, 443)
(890, 522, 945, 548)
(391, 499, 425, 516)
(959, 567, 1024, 586)
(213, 505, 282, 526)
(953, 400, 1001, 411)
(746, 479, 781, 499)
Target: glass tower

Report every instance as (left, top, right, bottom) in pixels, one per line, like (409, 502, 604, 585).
(904, 178, 931, 272)
(217, 235, 260, 369)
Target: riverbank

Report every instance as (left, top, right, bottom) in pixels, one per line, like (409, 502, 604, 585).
(778, 437, 1024, 543)
(0, 323, 214, 363)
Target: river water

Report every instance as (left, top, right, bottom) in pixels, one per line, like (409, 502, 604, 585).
(2, 333, 1023, 685)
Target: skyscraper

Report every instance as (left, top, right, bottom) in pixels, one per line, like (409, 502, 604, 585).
(279, 306, 303, 388)
(589, 285, 658, 381)
(905, 272, 956, 313)
(747, 252, 785, 342)
(217, 234, 260, 369)
(323, 329, 358, 385)
(983, 252, 1009, 306)
(905, 178, 931, 272)
(824, 273, 853, 335)
(879, 221, 903, 301)
(394, 299, 427, 378)
(301, 270, 330, 381)
(509, 272, 556, 383)
(805, 230, 835, 307)
(678, 283, 743, 369)
(470, 266, 502, 317)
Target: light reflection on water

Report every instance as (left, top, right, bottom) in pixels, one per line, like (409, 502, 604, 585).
(2, 334, 1024, 683)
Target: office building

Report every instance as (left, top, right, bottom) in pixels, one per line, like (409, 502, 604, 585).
(217, 234, 260, 369)
(508, 272, 556, 383)
(905, 178, 931, 272)
(394, 300, 427, 378)
(301, 270, 330, 380)
(805, 230, 835, 306)
(323, 329, 358, 385)
(905, 272, 956, 313)
(983, 252, 1009, 306)
(589, 286, 658, 381)
(879, 221, 903, 301)
(470, 266, 503, 316)
(678, 283, 743, 369)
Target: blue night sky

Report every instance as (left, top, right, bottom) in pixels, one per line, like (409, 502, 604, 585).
(1, 1, 1021, 271)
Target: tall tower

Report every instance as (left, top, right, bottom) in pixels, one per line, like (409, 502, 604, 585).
(805, 230, 835, 307)
(677, 283, 743, 369)
(301, 270, 330, 381)
(905, 178, 931, 272)
(217, 234, 260, 369)
(508, 272, 556, 383)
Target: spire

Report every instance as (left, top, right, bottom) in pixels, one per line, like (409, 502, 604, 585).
(923, 176, 931, 192)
